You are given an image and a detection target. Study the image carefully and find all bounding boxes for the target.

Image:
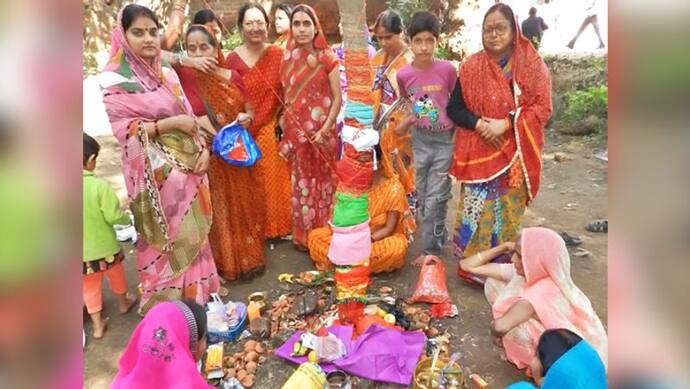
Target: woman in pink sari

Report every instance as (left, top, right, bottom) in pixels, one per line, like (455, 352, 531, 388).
(459, 227, 607, 379)
(100, 4, 219, 314)
(111, 300, 211, 388)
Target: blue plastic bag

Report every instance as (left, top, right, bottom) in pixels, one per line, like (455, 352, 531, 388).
(211, 122, 262, 167)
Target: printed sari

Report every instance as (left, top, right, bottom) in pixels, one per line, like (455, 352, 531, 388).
(485, 228, 608, 377)
(279, 5, 339, 247)
(452, 21, 552, 283)
(226, 45, 292, 239)
(100, 10, 219, 314)
(371, 47, 416, 195)
(190, 59, 266, 280)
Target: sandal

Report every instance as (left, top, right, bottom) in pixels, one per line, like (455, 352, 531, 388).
(560, 232, 583, 246)
(585, 220, 608, 233)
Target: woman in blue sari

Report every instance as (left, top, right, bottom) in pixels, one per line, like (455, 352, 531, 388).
(508, 328, 607, 389)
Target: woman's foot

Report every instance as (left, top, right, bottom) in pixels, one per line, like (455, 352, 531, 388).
(411, 254, 427, 267)
(118, 293, 138, 314)
(92, 316, 110, 339)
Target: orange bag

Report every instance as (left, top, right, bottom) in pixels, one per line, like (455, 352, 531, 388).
(408, 256, 451, 304)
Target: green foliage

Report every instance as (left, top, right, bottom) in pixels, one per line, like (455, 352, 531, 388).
(83, 52, 99, 78)
(434, 45, 451, 60)
(386, 0, 427, 27)
(563, 85, 608, 131)
(221, 28, 243, 51)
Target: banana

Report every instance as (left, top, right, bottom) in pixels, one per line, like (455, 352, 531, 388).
(278, 273, 295, 283)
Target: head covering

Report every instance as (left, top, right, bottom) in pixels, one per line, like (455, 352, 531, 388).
(451, 6, 552, 203)
(100, 5, 201, 252)
(492, 227, 608, 368)
(506, 339, 607, 389)
(285, 4, 328, 52)
(186, 24, 226, 66)
(111, 302, 211, 389)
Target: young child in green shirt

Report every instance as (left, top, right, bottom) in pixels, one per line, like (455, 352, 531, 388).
(83, 133, 136, 339)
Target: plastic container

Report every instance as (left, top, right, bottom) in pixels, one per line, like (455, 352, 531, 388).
(207, 302, 247, 344)
(281, 362, 326, 389)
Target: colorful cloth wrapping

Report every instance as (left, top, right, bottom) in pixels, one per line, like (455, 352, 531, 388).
(332, 192, 369, 227)
(335, 260, 370, 323)
(344, 101, 375, 126)
(336, 157, 374, 192)
(341, 126, 379, 152)
(327, 219, 371, 266)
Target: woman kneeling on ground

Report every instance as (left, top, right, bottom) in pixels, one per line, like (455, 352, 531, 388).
(459, 227, 607, 378)
(308, 147, 415, 273)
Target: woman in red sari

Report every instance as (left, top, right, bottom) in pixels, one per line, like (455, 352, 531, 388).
(178, 25, 266, 281)
(225, 3, 293, 240)
(447, 3, 552, 284)
(279, 4, 342, 249)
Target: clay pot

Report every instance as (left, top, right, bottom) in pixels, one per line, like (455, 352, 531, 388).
(236, 369, 248, 381)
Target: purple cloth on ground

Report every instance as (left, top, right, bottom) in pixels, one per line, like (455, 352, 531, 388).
(275, 324, 426, 386)
(274, 325, 354, 373)
(333, 324, 426, 386)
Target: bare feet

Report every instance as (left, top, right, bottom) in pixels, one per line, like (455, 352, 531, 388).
(118, 293, 138, 314)
(411, 254, 427, 267)
(92, 316, 110, 339)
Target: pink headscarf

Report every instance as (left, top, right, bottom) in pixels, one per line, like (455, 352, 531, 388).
(492, 227, 608, 368)
(111, 302, 212, 389)
(100, 5, 201, 252)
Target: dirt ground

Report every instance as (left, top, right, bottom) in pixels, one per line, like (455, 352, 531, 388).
(83, 125, 607, 388)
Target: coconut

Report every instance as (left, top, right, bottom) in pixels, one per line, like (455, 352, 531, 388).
(245, 361, 258, 374)
(244, 340, 258, 352)
(245, 351, 259, 362)
(240, 374, 254, 388)
(236, 369, 248, 381)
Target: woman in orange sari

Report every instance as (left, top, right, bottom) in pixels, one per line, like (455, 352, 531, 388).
(308, 147, 414, 273)
(182, 25, 266, 281)
(371, 10, 415, 194)
(225, 3, 292, 239)
(279, 4, 342, 249)
(447, 3, 552, 284)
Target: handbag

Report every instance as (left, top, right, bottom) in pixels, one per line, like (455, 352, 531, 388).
(211, 121, 262, 167)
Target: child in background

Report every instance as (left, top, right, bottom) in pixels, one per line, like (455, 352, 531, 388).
(83, 133, 137, 339)
(395, 11, 457, 265)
